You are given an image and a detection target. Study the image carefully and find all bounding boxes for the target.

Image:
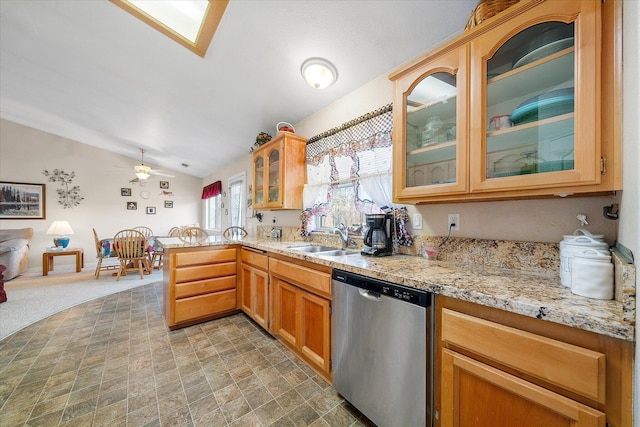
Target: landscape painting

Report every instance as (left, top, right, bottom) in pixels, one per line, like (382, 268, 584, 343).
(0, 182, 46, 219)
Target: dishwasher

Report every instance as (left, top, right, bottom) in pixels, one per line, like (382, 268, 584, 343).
(332, 269, 433, 427)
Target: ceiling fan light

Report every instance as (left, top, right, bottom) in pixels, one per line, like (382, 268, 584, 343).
(135, 171, 150, 180)
(301, 58, 337, 89)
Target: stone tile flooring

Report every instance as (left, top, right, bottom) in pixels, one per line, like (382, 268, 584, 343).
(0, 282, 373, 426)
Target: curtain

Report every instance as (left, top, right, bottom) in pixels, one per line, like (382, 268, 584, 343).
(229, 179, 243, 227)
(201, 181, 222, 199)
(301, 105, 395, 234)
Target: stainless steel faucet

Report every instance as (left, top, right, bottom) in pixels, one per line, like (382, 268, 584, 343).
(332, 223, 357, 249)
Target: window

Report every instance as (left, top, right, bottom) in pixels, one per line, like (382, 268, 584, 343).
(316, 183, 365, 231)
(228, 172, 245, 228)
(204, 194, 221, 231)
(110, 0, 229, 57)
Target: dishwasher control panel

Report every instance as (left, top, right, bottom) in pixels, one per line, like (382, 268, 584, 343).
(333, 270, 430, 307)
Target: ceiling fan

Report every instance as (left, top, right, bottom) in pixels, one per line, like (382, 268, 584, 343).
(131, 149, 175, 181)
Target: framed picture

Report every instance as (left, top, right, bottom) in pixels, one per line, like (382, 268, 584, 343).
(121, 187, 132, 196)
(146, 206, 156, 215)
(0, 182, 46, 219)
(164, 200, 173, 208)
(160, 181, 169, 189)
(127, 202, 137, 210)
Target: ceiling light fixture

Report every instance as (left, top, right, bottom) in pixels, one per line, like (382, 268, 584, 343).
(301, 58, 338, 89)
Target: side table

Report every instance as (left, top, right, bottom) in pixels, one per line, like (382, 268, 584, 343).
(42, 248, 84, 276)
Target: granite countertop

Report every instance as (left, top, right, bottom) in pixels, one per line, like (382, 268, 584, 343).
(158, 237, 634, 342)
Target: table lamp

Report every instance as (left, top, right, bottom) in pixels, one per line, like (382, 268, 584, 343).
(47, 220, 74, 249)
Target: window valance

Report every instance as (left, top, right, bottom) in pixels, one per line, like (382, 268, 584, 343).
(201, 181, 222, 199)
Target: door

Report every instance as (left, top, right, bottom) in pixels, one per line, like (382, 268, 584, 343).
(272, 277, 298, 348)
(299, 290, 331, 376)
(469, 0, 601, 192)
(441, 349, 605, 427)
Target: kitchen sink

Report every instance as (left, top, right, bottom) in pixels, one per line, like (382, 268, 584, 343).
(317, 250, 360, 257)
(288, 245, 338, 253)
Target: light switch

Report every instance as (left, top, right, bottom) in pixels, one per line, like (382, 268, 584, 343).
(412, 213, 423, 230)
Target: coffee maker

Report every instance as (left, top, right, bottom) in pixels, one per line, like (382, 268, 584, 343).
(361, 213, 393, 257)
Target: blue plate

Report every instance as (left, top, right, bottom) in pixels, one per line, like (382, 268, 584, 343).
(511, 88, 574, 125)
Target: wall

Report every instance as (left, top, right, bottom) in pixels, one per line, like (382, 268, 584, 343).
(0, 119, 202, 274)
(621, 0, 640, 417)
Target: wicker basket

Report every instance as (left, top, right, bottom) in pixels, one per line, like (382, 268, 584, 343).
(465, 0, 520, 31)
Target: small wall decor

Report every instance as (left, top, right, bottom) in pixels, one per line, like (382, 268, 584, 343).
(127, 202, 137, 210)
(121, 188, 132, 196)
(0, 181, 46, 219)
(160, 190, 173, 196)
(164, 201, 173, 208)
(160, 181, 169, 189)
(146, 206, 156, 215)
(42, 169, 83, 208)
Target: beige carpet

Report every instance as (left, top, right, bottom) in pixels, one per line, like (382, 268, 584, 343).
(0, 268, 163, 340)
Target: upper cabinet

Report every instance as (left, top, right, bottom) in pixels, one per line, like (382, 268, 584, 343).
(252, 132, 307, 210)
(391, 0, 621, 203)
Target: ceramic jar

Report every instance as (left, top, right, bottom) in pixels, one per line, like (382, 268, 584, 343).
(559, 230, 608, 287)
(570, 248, 614, 299)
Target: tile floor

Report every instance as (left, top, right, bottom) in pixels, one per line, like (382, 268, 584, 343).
(0, 282, 373, 426)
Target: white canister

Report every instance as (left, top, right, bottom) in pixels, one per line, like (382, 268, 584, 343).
(570, 248, 614, 300)
(559, 235, 609, 287)
(561, 228, 605, 243)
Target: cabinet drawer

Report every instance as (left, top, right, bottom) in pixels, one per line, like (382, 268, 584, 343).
(241, 248, 268, 270)
(174, 248, 236, 267)
(175, 262, 236, 283)
(269, 258, 331, 297)
(174, 289, 236, 323)
(175, 276, 236, 299)
(441, 308, 606, 402)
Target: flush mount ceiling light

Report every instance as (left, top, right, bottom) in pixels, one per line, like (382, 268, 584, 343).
(110, 0, 229, 57)
(301, 58, 338, 89)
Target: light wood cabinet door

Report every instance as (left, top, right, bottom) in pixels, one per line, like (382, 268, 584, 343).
(252, 132, 307, 210)
(252, 267, 269, 330)
(441, 349, 605, 427)
(299, 290, 331, 376)
(272, 277, 299, 349)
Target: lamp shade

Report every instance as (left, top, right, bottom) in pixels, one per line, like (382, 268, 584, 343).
(47, 221, 74, 248)
(47, 221, 74, 236)
(301, 57, 338, 89)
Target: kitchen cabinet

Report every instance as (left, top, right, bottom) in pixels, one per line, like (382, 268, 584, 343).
(435, 297, 633, 427)
(252, 132, 307, 210)
(391, 0, 621, 203)
(269, 256, 332, 382)
(163, 246, 239, 329)
(240, 247, 269, 330)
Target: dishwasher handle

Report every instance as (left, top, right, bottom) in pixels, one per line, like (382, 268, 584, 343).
(358, 288, 381, 301)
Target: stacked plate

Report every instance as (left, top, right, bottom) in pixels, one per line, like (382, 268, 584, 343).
(510, 87, 574, 125)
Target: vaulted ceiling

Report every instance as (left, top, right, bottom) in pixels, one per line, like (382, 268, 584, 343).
(0, 0, 477, 178)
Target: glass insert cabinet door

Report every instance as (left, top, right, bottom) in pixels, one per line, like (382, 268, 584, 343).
(470, 1, 600, 192)
(254, 155, 264, 206)
(268, 147, 280, 203)
(394, 47, 468, 199)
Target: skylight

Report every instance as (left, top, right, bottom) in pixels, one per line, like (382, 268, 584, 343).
(110, 0, 228, 57)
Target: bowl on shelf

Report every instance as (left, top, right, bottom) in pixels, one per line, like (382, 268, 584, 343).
(510, 87, 574, 125)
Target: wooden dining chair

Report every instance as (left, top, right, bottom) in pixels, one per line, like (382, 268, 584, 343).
(168, 226, 181, 237)
(92, 228, 119, 279)
(178, 226, 209, 244)
(113, 229, 148, 280)
(223, 226, 248, 240)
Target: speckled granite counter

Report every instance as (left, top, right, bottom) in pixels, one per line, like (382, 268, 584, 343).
(158, 237, 634, 342)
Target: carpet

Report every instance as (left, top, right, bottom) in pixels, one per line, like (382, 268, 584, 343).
(0, 269, 163, 341)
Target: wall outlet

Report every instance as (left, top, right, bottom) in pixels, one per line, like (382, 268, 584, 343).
(447, 213, 460, 231)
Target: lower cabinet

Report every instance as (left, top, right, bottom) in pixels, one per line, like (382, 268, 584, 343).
(270, 256, 332, 383)
(163, 246, 239, 329)
(436, 297, 633, 427)
(240, 248, 269, 330)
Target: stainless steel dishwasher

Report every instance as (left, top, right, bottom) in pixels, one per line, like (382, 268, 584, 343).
(332, 269, 433, 427)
